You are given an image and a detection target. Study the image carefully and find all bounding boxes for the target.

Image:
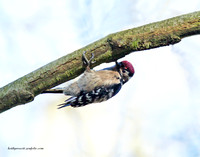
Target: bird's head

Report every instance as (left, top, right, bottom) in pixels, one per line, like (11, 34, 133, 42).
(118, 60, 135, 84)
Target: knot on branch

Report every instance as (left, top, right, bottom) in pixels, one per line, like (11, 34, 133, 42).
(17, 90, 34, 104)
(0, 89, 34, 113)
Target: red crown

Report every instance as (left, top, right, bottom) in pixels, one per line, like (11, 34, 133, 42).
(122, 61, 135, 74)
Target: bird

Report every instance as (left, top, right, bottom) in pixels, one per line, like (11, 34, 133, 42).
(43, 51, 135, 109)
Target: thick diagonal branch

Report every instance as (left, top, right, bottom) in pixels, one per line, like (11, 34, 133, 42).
(0, 11, 200, 113)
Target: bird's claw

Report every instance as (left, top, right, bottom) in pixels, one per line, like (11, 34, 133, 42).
(82, 51, 95, 67)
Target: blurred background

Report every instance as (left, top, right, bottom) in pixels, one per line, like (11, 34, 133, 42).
(0, 0, 200, 156)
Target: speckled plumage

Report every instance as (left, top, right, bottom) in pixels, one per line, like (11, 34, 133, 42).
(58, 68, 123, 108)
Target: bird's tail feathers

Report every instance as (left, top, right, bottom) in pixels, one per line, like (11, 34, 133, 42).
(57, 103, 71, 109)
(65, 96, 76, 102)
(57, 96, 77, 109)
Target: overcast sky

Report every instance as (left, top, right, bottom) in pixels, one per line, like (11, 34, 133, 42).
(0, 0, 200, 157)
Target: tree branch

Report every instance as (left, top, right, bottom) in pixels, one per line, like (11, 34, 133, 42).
(0, 11, 200, 113)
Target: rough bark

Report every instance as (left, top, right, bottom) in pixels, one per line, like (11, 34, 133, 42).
(0, 11, 200, 113)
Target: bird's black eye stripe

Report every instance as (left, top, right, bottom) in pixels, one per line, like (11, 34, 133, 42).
(122, 68, 129, 73)
(122, 68, 134, 77)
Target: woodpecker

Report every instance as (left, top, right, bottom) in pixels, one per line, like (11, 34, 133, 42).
(43, 51, 135, 108)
